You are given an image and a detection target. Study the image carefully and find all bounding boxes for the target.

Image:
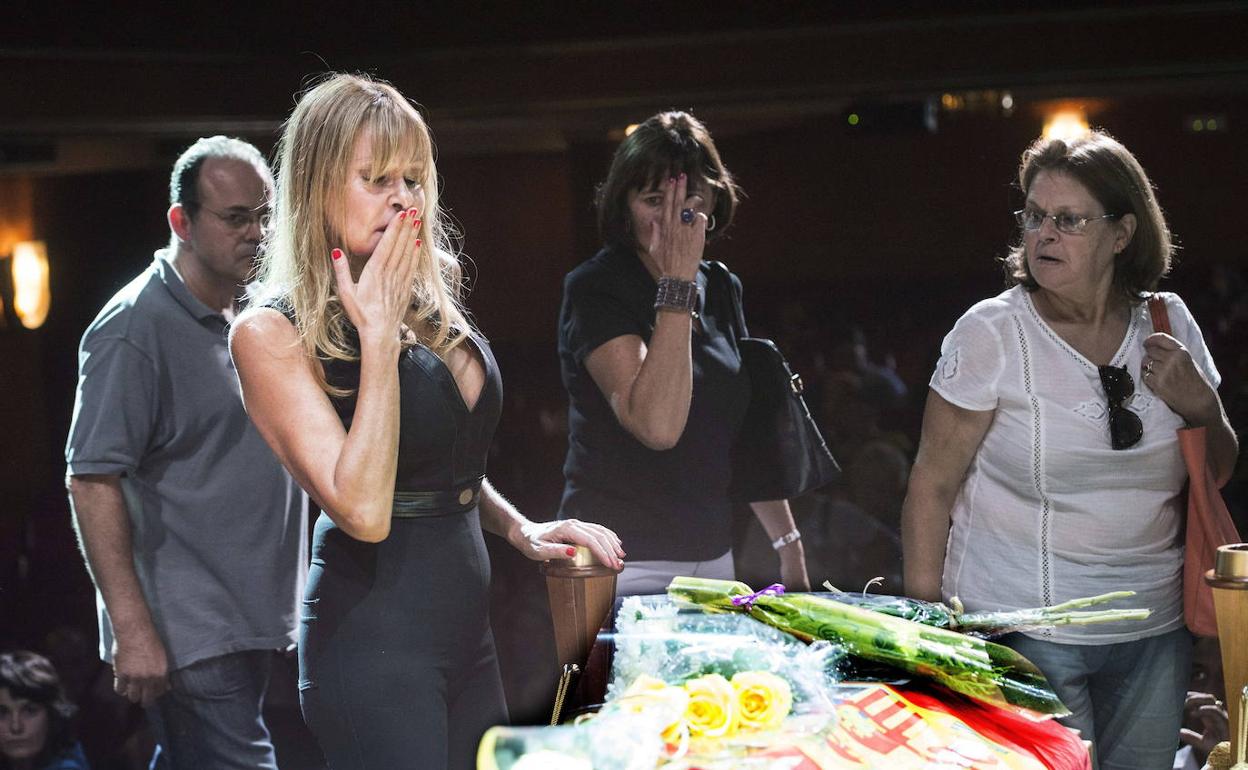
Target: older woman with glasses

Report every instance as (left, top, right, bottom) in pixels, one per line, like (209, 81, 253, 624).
(901, 130, 1236, 770)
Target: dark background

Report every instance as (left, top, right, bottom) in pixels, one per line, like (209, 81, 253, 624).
(2, 1, 1247, 764)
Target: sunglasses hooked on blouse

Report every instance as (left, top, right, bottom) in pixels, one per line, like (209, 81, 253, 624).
(1097, 365, 1144, 450)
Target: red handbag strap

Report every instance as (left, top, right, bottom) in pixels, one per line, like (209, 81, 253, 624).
(1147, 294, 1172, 335)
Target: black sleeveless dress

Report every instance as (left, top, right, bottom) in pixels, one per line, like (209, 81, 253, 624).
(297, 329, 507, 769)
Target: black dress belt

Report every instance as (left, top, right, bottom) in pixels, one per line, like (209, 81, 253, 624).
(391, 478, 483, 518)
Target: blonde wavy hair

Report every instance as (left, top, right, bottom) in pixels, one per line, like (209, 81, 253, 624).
(253, 73, 470, 395)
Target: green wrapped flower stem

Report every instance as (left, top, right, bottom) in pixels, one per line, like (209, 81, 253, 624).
(817, 583, 1149, 637)
(667, 576, 1072, 717)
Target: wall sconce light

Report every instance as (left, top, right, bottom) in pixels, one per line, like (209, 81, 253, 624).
(1, 240, 51, 330)
(1042, 109, 1091, 142)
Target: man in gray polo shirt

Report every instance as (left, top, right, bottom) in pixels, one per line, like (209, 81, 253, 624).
(66, 136, 306, 768)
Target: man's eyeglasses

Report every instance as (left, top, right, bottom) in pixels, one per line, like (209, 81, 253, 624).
(1015, 208, 1120, 235)
(1098, 365, 1143, 450)
(198, 205, 272, 233)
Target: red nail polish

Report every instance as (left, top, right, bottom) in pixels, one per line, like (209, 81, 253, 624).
(415, 238, 422, 248)
(679, 172, 686, 180)
(331, 248, 343, 260)
(398, 211, 407, 221)
(565, 547, 576, 557)
(412, 216, 421, 228)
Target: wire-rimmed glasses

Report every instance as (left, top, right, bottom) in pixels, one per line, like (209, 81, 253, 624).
(1015, 208, 1120, 235)
(199, 205, 272, 233)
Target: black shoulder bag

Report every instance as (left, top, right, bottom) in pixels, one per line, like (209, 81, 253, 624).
(709, 262, 840, 502)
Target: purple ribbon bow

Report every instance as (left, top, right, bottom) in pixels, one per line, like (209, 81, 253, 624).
(731, 583, 786, 609)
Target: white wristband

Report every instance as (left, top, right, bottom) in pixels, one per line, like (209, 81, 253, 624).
(771, 530, 801, 551)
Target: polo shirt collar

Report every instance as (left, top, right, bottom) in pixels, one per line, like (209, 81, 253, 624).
(153, 250, 227, 324)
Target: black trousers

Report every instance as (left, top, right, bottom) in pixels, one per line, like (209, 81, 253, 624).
(299, 509, 509, 769)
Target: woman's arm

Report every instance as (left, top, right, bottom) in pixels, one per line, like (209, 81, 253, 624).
(584, 174, 707, 450)
(1204, 414, 1238, 489)
(478, 479, 625, 569)
(1143, 332, 1239, 486)
(900, 390, 995, 602)
(585, 321, 693, 450)
(230, 311, 398, 542)
(748, 499, 810, 591)
(229, 209, 421, 543)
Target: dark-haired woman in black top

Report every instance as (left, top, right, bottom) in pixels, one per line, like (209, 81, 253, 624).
(558, 111, 809, 596)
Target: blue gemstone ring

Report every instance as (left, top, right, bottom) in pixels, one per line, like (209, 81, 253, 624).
(680, 208, 695, 224)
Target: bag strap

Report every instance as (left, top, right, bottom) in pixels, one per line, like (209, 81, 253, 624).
(1147, 294, 1172, 335)
(709, 260, 750, 338)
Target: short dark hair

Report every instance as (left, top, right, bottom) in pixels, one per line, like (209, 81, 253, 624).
(169, 135, 270, 214)
(1003, 130, 1173, 302)
(0, 651, 77, 763)
(596, 111, 740, 248)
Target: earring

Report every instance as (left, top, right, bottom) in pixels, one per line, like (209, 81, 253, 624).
(706, 214, 717, 233)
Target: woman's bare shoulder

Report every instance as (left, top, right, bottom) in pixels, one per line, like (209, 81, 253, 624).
(230, 306, 301, 359)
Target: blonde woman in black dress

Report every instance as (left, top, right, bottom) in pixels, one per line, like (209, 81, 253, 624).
(230, 73, 623, 769)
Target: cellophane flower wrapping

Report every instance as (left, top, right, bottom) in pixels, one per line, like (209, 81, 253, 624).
(477, 581, 1102, 769)
(477, 708, 669, 770)
(477, 596, 841, 770)
(608, 595, 843, 717)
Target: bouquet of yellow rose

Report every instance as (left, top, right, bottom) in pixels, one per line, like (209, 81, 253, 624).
(478, 597, 831, 769)
(476, 588, 1082, 768)
(619, 670, 793, 744)
(608, 595, 841, 717)
(477, 670, 799, 769)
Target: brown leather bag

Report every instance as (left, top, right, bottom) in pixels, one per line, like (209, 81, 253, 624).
(1148, 295, 1242, 637)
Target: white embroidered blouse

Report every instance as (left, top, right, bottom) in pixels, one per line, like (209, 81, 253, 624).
(930, 286, 1220, 644)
